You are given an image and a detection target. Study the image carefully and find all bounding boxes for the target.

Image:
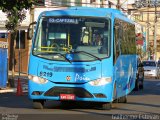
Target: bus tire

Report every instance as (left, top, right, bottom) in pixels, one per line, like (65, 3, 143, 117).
(118, 96, 127, 103)
(101, 102, 112, 110)
(33, 100, 44, 109)
(113, 83, 118, 103)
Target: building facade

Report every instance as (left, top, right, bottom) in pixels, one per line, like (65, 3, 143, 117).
(128, 0, 160, 60)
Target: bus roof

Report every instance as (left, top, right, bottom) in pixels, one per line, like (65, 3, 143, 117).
(39, 7, 134, 24)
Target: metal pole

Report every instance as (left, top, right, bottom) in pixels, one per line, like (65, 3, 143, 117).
(18, 30, 20, 77)
(145, 27, 147, 53)
(147, 0, 150, 60)
(154, 0, 157, 60)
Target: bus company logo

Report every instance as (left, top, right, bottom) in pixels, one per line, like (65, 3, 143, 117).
(66, 76, 71, 81)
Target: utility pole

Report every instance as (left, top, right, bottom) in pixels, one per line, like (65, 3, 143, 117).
(154, 0, 157, 60)
(18, 29, 21, 77)
(147, 0, 150, 60)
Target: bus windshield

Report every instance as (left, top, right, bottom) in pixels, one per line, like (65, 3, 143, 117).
(33, 17, 110, 61)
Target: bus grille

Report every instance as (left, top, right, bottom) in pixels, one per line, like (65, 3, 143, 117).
(44, 87, 93, 98)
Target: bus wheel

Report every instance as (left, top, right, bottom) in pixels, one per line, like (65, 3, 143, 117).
(113, 83, 118, 103)
(33, 100, 44, 109)
(101, 102, 112, 110)
(118, 96, 127, 103)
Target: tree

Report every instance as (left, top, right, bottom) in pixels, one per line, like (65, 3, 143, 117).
(0, 0, 37, 87)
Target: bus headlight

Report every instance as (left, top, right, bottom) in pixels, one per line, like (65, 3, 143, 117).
(28, 75, 48, 84)
(89, 77, 112, 86)
(151, 69, 156, 72)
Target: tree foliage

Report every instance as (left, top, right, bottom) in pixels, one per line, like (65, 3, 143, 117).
(0, 0, 37, 31)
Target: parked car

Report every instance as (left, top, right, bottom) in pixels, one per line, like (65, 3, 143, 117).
(134, 56, 144, 91)
(142, 60, 160, 79)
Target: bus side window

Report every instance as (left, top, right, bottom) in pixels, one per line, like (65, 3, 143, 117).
(114, 20, 120, 64)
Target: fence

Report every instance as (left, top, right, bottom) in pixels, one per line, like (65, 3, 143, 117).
(0, 48, 8, 88)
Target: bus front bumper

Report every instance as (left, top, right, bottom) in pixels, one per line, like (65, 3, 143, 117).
(28, 80, 113, 103)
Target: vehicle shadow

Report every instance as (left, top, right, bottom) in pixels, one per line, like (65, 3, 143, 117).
(125, 101, 160, 108)
(45, 101, 160, 115)
(0, 78, 159, 111)
(0, 92, 159, 116)
(131, 78, 160, 96)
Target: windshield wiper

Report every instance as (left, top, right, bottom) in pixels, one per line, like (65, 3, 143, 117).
(52, 53, 72, 63)
(72, 51, 102, 61)
(36, 52, 72, 63)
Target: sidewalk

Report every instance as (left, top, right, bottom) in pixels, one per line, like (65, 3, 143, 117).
(0, 71, 28, 93)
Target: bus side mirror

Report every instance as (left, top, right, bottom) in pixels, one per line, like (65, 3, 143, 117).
(27, 21, 37, 40)
(27, 28, 33, 40)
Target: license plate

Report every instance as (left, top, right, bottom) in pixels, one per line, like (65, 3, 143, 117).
(60, 94, 75, 100)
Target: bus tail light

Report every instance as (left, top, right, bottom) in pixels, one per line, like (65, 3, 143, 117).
(28, 75, 48, 84)
(89, 77, 112, 86)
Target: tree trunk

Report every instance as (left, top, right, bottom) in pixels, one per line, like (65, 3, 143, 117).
(8, 30, 17, 88)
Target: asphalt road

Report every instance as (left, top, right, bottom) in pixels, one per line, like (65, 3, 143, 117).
(0, 78, 160, 120)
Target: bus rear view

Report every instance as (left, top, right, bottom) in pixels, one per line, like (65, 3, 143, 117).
(28, 7, 136, 110)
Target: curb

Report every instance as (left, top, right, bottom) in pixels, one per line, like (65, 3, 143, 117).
(0, 87, 28, 93)
(0, 88, 16, 93)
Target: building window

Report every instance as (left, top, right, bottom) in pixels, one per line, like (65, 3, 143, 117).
(0, 33, 8, 38)
(51, 0, 65, 6)
(36, 0, 45, 6)
(16, 30, 25, 49)
(91, 0, 96, 3)
(51, 0, 80, 6)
